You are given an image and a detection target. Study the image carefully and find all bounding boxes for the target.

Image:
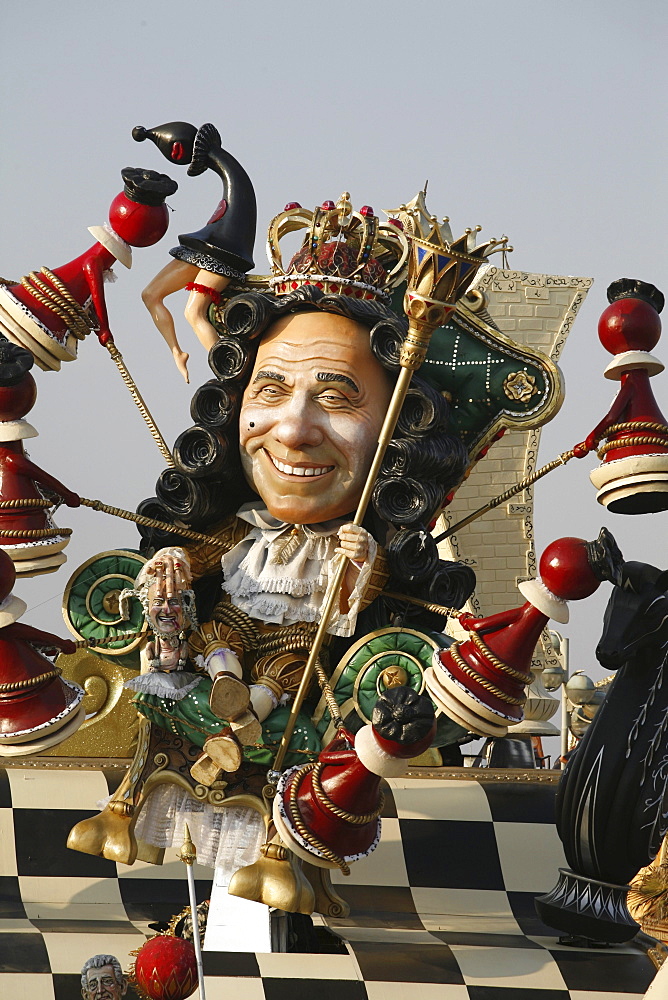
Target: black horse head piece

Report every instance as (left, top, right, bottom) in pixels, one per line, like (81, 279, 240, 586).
(586, 527, 624, 586)
(596, 558, 668, 669)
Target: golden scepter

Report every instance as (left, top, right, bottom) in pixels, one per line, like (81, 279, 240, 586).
(272, 200, 508, 773)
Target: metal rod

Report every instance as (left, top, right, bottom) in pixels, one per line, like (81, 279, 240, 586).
(104, 341, 174, 466)
(433, 450, 575, 544)
(178, 823, 206, 1000)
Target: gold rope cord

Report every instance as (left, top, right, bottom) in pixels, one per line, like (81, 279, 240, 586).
(435, 448, 577, 542)
(287, 762, 350, 874)
(103, 342, 174, 466)
(467, 630, 534, 684)
(79, 497, 227, 545)
(20, 268, 94, 341)
(0, 498, 51, 508)
(448, 642, 526, 707)
(0, 667, 62, 692)
(596, 420, 668, 458)
(310, 759, 384, 825)
(0, 526, 71, 538)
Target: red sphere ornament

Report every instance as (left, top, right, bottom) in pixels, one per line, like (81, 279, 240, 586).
(598, 297, 662, 356)
(108, 192, 170, 248)
(132, 935, 197, 1000)
(539, 537, 600, 601)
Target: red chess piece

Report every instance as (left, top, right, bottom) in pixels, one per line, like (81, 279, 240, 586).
(273, 687, 435, 873)
(131, 935, 197, 1000)
(0, 168, 177, 371)
(425, 537, 601, 737)
(0, 547, 84, 756)
(582, 279, 668, 513)
(0, 342, 79, 576)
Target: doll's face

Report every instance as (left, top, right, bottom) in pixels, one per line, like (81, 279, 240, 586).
(146, 582, 185, 635)
(239, 312, 393, 524)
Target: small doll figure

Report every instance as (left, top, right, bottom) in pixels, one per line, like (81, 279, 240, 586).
(121, 549, 315, 788)
(0, 341, 80, 576)
(121, 548, 202, 696)
(134, 121, 256, 382)
(0, 547, 84, 755)
(0, 167, 177, 372)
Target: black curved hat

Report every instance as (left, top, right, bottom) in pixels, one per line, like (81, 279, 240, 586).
(133, 121, 256, 276)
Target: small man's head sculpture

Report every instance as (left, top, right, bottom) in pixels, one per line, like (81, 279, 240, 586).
(81, 955, 128, 1000)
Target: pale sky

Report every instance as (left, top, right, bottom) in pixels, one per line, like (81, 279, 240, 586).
(1, 1, 666, 742)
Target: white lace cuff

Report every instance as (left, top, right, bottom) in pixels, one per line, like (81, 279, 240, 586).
(326, 535, 378, 638)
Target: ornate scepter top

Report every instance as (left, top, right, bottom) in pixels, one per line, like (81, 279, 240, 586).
(178, 822, 197, 866)
(388, 191, 511, 369)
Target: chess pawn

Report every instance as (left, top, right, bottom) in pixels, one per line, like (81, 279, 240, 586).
(0, 167, 177, 371)
(425, 536, 602, 737)
(584, 279, 668, 513)
(0, 342, 79, 576)
(0, 547, 84, 754)
(272, 687, 436, 872)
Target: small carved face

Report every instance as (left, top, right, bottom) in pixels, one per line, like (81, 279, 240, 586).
(147, 582, 185, 635)
(239, 312, 393, 524)
(82, 965, 126, 1000)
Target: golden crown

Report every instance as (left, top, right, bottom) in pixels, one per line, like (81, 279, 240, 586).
(266, 190, 510, 304)
(267, 192, 409, 301)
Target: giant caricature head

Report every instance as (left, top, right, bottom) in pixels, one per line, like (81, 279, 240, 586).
(150, 286, 470, 600)
(238, 310, 393, 524)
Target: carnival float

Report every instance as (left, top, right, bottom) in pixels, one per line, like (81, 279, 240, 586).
(0, 119, 666, 999)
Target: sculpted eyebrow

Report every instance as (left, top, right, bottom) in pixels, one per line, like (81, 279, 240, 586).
(253, 370, 286, 383)
(317, 372, 359, 393)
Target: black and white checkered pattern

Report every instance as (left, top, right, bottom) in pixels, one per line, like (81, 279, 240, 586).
(0, 765, 656, 998)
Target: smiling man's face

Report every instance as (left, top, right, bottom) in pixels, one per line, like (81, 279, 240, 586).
(239, 311, 393, 524)
(147, 583, 185, 636)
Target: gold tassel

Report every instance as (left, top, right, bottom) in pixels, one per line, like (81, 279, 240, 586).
(269, 525, 303, 565)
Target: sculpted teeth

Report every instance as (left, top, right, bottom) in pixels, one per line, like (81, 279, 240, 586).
(269, 453, 332, 477)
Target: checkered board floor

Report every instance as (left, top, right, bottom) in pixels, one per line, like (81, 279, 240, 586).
(0, 764, 656, 999)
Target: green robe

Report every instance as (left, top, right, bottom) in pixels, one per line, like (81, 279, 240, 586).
(131, 675, 319, 768)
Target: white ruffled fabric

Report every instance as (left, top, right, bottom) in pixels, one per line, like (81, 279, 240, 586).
(124, 671, 203, 700)
(133, 783, 265, 880)
(221, 504, 376, 637)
